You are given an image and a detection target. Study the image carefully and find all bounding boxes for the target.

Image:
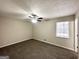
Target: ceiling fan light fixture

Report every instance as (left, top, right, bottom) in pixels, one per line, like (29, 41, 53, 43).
(28, 13, 43, 23)
(31, 19, 37, 23)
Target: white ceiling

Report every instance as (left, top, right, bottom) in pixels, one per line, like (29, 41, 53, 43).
(0, 0, 79, 20)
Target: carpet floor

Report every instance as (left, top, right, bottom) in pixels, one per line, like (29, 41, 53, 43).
(0, 39, 78, 59)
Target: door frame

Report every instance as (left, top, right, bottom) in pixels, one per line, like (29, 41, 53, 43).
(74, 18, 78, 52)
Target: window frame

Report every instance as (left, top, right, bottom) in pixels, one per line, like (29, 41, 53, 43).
(56, 21, 69, 38)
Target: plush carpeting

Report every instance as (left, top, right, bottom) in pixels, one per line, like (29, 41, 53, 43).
(0, 39, 78, 59)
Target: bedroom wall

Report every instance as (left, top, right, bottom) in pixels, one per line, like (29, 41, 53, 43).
(0, 17, 32, 48)
(33, 15, 75, 51)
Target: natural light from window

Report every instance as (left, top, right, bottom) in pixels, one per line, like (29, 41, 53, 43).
(56, 21, 69, 38)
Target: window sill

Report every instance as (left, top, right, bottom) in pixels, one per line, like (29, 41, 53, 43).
(56, 36, 69, 39)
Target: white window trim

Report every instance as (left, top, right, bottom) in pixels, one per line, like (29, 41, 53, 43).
(56, 33, 69, 38)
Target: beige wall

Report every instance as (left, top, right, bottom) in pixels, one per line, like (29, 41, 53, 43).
(0, 17, 32, 48)
(33, 15, 75, 51)
(0, 15, 76, 51)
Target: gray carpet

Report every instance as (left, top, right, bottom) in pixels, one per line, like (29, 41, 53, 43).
(0, 39, 78, 59)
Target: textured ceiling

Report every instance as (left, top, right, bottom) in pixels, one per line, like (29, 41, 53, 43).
(0, 0, 79, 20)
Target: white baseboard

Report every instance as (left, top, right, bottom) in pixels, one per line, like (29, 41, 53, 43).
(0, 39, 75, 52)
(0, 39, 31, 48)
(35, 39, 74, 51)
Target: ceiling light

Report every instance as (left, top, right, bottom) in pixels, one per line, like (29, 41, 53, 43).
(32, 19, 37, 23)
(28, 13, 43, 23)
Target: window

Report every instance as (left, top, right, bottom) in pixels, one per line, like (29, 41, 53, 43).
(56, 21, 69, 38)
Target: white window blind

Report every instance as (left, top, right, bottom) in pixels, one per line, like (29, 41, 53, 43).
(56, 21, 69, 38)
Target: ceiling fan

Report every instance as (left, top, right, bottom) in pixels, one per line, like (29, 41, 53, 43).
(28, 13, 43, 23)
